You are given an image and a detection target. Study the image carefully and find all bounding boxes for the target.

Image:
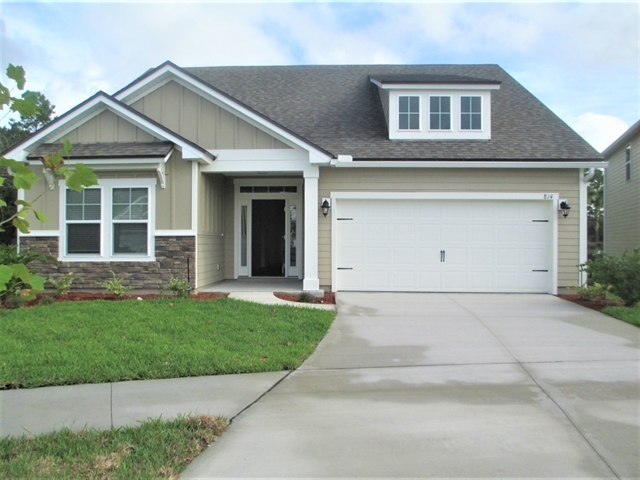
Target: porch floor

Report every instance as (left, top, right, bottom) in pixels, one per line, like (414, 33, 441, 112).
(199, 278, 303, 293)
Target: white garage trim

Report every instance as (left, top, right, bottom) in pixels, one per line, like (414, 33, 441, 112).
(330, 192, 559, 294)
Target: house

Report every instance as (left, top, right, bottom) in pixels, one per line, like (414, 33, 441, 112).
(602, 119, 639, 255)
(4, 62, 606, 293)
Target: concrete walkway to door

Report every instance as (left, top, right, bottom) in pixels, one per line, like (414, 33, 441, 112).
(182, 293, 640, 479)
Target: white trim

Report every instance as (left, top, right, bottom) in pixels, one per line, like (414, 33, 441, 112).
(332, 160, 609, 169)
(303, 174, 320, 291)
(114, 64, 333, 164)
(192, 162, 199, 288)
(19, 230, 60, 237)
(330, 192, 559, 201)
(3, 94, 213, 165)
(579, 168, 588, 285)
(207, 149, 306, 161)
(155, 230, 196, 236)
(330, 192, 559, 295)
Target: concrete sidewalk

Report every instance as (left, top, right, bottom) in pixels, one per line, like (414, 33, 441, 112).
(0, 372, 288, 438)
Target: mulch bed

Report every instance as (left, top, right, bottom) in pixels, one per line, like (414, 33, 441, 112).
(4, 291, 229, 309)
(274, 291, 336, 305)
(557, 293, 623, 312)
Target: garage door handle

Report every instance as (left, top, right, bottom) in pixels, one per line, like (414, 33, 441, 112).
(338, 267, 353, 270)
(440, 250, 445, 262)
(532, 270, 549, 272)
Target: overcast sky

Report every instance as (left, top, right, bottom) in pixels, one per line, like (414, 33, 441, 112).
(1, 0, 637, 152)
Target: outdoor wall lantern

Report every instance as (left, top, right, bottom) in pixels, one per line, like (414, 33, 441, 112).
(558, 200, 571, 218)
(321, 198, 331, 217)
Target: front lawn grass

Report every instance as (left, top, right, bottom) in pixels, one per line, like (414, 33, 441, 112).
(0, 297, 335, 389)
(602, 306, 640, 327)
(0, 415, 228, 479)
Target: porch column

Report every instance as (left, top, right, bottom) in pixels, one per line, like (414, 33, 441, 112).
(303, 172, 320, 291)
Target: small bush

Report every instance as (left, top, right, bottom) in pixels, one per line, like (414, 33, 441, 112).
(97, 271, 133, 298)
(582, 249, 640, 307)
(572, 282, 611, 301)
(298, 291, 315, 303)
(161, 277, 191, 298)
(0, 245, 56, 306)
(48, 273, 76, 297)
(39, 296, 55, 306)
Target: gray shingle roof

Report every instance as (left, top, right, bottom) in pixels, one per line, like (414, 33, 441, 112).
(185, 64, 601, 161)
(27, 142, 174, 160)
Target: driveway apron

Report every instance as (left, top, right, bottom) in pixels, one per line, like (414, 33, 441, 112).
(182, 293, 640, 479)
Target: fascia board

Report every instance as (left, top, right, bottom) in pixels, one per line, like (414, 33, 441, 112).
(332, 160, 609, 169)
(114, 64, 333, 164)
(371, 79, 501, 91)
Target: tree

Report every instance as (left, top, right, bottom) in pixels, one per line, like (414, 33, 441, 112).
(0, 64, 97, 303)
(0, 92, 55, 151)
(587, 169, 604, 256)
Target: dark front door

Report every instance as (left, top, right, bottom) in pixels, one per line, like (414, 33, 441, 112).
(252, 199, 285, 277)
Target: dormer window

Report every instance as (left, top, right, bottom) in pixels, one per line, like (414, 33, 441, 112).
(461, 96, 482, 130)
(429, 96, 451, 130)
(399, 96, 420, 130)
(370, 73, 500, 141)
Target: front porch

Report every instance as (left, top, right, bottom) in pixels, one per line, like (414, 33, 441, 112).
(199, 278, 303, 293)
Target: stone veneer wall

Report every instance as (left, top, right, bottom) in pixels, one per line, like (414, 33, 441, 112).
(19, 236, 196, 290)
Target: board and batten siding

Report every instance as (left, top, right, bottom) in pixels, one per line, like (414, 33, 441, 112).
(63, 110, 160, 143)
(318, 167, 581, 289)
(24, 152, 191, 232)
(197, 172, 226, 288)
(130, 81, 291, 151)
(605, 138, 640, 255)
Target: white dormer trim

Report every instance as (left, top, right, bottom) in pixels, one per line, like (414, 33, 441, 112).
(371, 78, 501, 92)
(3, 93, 215, 165)
(388, 90, 492, 140)
(114, 63, 334, 164)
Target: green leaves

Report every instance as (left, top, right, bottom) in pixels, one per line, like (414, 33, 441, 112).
(10, 91, 40, 117)
(0, 157, 40, 190)
(64, 162, 98, 192)
(6, 64, 26, 90)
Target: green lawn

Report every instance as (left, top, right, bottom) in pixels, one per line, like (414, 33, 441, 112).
(602, 306, 640, 327)
(0, 297, 335, 389)
(0, 415, 228, 479)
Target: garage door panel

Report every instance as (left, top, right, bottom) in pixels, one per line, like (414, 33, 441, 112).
(336, 199, 552, 293)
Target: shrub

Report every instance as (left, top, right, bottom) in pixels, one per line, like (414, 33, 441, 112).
(161, 277, 191, 298)
(0, 245, 56, 306)
(572, 282, 611, 302)
(97, 271, 133, 298)
(582, 249, 640, 307)
(39, 295, 55, 306)
(48, 272, 76, 297)
(298, 291, 315, 303)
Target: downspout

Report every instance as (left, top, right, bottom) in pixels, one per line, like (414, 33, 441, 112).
(579, 168, 596, 285)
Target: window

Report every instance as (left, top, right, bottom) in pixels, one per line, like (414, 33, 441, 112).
(625, 145, 631, 181)
(399, 96, 420, 130)
(66, 188, 101, 254)
(62, 179, 155, 260)
(461, 96, 482, 130)
(429, 96, 451, 130)
(112, 188, 149, 254)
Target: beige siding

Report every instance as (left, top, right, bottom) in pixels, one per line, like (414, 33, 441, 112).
(197, 173, 226, 288)
(130, 81, 291, 150)
(224, 178, 235, 279)
(63, 110, 158, 143)
(23, 165, 59, 231)
(318, 168, 581, 289)
(605, 137, 640, 254)
(156, 151, 192, 230)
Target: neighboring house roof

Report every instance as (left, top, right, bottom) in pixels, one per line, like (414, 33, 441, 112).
(185, 64, 602, 161)
(27, 142, 174, 160)
(601, 119, 640, 156)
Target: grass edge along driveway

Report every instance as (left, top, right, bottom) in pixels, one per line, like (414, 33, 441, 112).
(1, 297, 335, 389)
(0, 415, 228, 479)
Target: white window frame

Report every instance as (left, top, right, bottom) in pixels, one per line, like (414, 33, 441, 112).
(428, 95, 452, 131)
(625, 144, 631, 181)
(398, 95, 421, 131)
(59, 178, 157, 262)
(460, 95, 483, 131)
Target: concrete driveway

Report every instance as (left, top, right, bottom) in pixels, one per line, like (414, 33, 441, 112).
(183, 293, 640, 479)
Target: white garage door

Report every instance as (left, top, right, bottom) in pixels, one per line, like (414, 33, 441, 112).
(335, 199, 553, 293)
